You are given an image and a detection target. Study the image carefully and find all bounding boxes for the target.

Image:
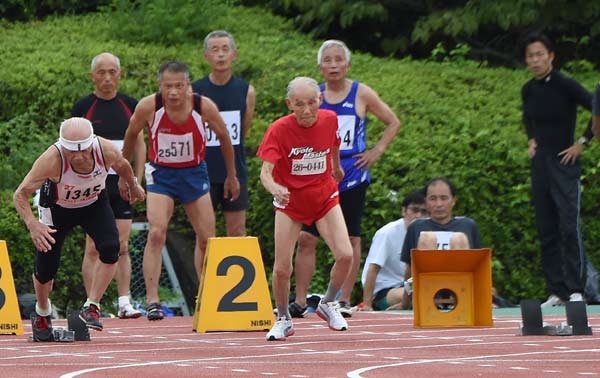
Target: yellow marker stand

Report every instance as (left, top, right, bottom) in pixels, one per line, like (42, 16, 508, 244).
(411, 248, 492, 328)
(193, 237, 273, 333)
(0, 241, 24, 335)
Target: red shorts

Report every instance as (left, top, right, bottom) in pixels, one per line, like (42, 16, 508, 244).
(275, 179, 339, 225)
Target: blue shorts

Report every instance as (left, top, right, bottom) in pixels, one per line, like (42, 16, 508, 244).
(145, 162, 210, 203)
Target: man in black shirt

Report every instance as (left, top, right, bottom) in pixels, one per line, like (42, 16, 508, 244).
(521, 32, 593, 307)
(72, 52, 146, 318)
(401, 177, 481, 279)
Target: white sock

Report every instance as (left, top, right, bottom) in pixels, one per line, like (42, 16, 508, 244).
(84, 298, 101, 310)
(118, 296, 131, 308)
(36, 299, 52, 317)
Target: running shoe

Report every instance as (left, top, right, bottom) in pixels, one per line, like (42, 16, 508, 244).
(146, 302, 164, 321)
(338, 301, 353, 318)
(266, 317, 294, 341)
(404, 277, 413, 296)
(79, 304, 103, 331)
(31, 313, 54, 342)
(118, 303, 142, 319)
(288, 302, 308, 318)
(316, 302, 348, 331)
(569, 292, 584, 302)
(541, 294, 563, 307)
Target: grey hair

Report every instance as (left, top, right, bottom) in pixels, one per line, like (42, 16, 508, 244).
(203, 30, 237, 52)
(157, 60, 190, 81)
(91, 53, 121, 72)
(317, 39, 351, 65)
(286, 77, 320, 99)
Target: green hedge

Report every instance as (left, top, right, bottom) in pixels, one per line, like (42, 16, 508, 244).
(1, 3, 599, 310)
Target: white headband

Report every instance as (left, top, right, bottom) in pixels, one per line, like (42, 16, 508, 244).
(59, 133, 94, 151)
(59, 118, 95, 151)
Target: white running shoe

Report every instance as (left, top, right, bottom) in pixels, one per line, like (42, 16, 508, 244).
(316, 302, 348, 331)
(569, 292, 584, 302)
(541, 294, 563, 307)
(266, 317, 294, 341)
(404, 277, 413, 296)
(118, 303, 142, 319)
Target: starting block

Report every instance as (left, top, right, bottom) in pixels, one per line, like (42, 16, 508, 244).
(29, 310, 90, 342)
(565, 301, 592, 335)
(67, 310, 90, 341)
(518, 299, 593, 336)
(519, 299, 556, 335)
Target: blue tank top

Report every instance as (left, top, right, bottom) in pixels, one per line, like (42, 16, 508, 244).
(320, 80, 369, 192)
(192, 76, 249, 183)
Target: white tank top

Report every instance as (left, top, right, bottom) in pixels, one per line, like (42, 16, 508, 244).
(55, 137, 109, 208)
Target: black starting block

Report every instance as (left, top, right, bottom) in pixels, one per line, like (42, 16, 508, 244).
(518, 299, 593, 336)
(565, 301, 593, 335)
(68, 310, 91, 341)
(29, 311, 91, 342)
(519, 299, 557, 335)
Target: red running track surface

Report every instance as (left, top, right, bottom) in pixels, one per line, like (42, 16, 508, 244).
(1, 311, 599, 377)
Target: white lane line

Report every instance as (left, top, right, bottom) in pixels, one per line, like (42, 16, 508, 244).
(347, 349, 600, 378)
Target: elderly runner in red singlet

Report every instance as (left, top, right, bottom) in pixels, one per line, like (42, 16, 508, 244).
(257, 77, 352, 341)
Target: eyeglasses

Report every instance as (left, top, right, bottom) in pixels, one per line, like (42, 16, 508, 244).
(407, 206, 429, 215)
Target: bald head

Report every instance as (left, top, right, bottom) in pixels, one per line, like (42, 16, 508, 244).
(285, 77, 322, 127)
(286, 77, 320, 100)
(59, 117, 95, 151)
(91, 52, 120, 72)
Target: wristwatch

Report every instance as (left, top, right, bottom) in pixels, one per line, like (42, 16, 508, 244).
(577, 136, 588, 145)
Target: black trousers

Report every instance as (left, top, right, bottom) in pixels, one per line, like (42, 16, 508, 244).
(531, 151, 586, 300)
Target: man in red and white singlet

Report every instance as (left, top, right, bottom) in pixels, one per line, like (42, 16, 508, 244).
(121, 60, 239, 320)
(14, 117, 144, 336)
(257, 77, 353, 341)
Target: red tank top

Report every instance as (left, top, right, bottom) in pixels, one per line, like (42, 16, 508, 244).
(148, 93, 207, 168)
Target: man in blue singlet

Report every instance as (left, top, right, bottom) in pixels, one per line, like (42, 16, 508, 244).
(290, 40, 402, 318)
(192, 30, 255, 237)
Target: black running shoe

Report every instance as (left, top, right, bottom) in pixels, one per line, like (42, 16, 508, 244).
(79, 304, 103, 331)
(31, 313, 54, 342)
(338, 301, 353, 318)
(288, 302, 308, 318)
(146, 302, 164, 321)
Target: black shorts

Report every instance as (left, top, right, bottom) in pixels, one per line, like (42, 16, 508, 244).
(106, 175, 133, 219)
(210, 181, 249, 212)
(35, 192, 120, 282)
(302, 180, 368, 237)
(372, 283, 404, 311)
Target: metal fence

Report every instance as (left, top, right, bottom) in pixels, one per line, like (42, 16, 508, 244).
(129, 223, 189, 316)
